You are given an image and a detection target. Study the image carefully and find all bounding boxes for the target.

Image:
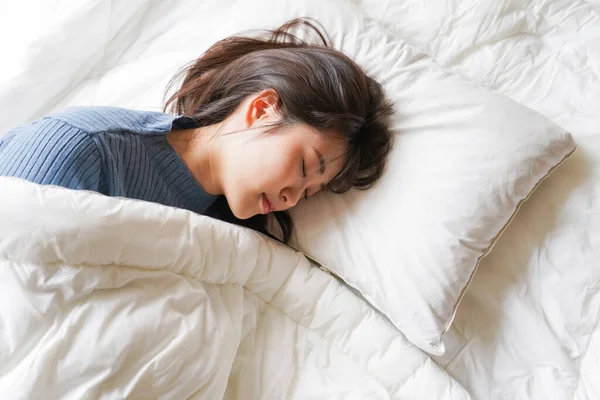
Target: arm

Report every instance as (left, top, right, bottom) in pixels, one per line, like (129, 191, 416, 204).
(0, 117, 103, 192)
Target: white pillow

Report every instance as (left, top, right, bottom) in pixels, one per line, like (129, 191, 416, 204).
(286, 4, 576, 355)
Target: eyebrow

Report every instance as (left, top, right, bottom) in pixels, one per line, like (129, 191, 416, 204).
(313, 147, 326, 176)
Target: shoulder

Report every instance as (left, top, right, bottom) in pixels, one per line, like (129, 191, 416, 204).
(0, 115, 103, 190)
(47, 106, 178, 136)
(1, 115, 99, 159)
(1, 115, 95, 149)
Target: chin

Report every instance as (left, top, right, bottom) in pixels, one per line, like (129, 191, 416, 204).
(228, 201, 254, 221)
(224, 186, 260, 220)
(231, 209, 251, 220)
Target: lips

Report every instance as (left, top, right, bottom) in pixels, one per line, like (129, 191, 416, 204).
(262, 194, 276, 214)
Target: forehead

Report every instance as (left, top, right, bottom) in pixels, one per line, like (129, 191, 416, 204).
(290, 124, 347, 152)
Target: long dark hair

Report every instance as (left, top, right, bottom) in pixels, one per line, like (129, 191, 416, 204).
(164, 18, 393, 242)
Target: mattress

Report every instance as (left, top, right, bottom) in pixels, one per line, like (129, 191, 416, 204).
(353, 0, 600, 398)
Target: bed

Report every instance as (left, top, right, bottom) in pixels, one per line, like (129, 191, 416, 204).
(1, 0, 598, 399)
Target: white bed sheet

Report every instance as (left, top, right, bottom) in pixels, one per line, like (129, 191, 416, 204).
(353, 0, 600, 398)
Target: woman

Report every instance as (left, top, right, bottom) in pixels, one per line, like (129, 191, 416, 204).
(0, 19, 393, 242)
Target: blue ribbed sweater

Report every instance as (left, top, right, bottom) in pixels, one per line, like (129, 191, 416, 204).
(0, 106, 217, 214)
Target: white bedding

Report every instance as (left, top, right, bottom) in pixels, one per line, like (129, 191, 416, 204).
(0, 177, 470, 399)
(1, 0, 599, 398)
(354, 0, 600, 398)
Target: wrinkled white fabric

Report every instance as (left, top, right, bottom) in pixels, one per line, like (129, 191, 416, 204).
(0, 177, 472, 399)
(1, 0, 596, 398)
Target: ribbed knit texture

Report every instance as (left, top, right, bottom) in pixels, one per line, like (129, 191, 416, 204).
(0, 106, 217, 214)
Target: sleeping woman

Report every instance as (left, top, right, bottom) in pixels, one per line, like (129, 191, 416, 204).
(0, 18, 393, 242)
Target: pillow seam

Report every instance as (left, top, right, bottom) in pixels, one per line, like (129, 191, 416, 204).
(442, 143, 578, 335)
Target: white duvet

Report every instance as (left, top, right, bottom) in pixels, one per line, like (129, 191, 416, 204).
(0, 177, 470, 399)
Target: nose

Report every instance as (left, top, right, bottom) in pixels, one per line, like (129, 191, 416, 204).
(280, 186, 302, 209)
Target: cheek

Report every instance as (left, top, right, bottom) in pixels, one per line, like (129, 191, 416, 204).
(224, 136, 299, 199)
(248, 140, 297, 183)
(219, 151, 251, 210)
(221, 147, 266, 206)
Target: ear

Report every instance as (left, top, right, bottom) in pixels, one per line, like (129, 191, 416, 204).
(245, 89, 279, 128)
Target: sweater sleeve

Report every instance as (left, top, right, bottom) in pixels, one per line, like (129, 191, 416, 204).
(0, 117, 103, 191)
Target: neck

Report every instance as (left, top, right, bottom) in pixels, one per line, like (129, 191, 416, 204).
(167, 124, 223, 196)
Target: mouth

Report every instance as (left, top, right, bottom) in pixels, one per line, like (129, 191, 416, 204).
(262, 194, 276, 214)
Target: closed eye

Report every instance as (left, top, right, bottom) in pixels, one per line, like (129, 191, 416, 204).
(301, 159, 308, 200)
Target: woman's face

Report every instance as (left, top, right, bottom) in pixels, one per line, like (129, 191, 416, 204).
(220, 122, 348, 220)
